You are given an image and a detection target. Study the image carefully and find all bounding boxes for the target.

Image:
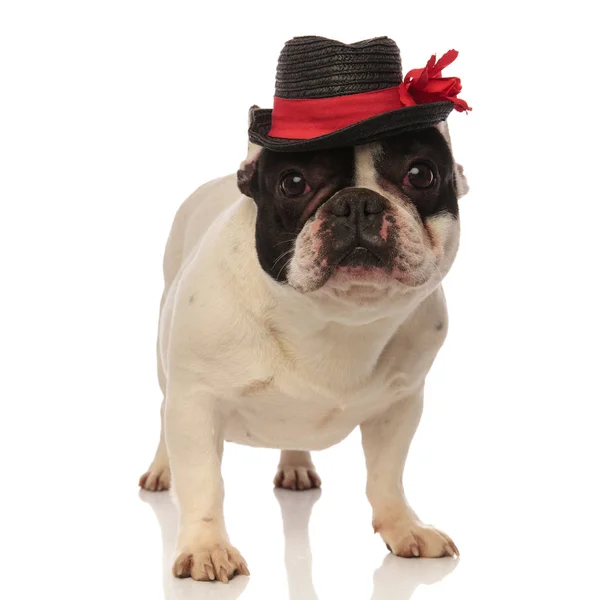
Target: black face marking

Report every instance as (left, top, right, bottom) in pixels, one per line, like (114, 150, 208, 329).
(239, 147, 354, 282)
(238, 127, 458, 285)
(376, 128, 458, 219)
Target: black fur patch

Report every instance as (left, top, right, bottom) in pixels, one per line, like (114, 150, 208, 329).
(376, 128, 458, 219)
(239, 147, 354, 282)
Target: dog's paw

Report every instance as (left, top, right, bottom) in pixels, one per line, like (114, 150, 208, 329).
(139, 463, 171, 491)
(173, 544, 250, 583)
(376, 520, 459, 558)
(274, 466, 321, 490)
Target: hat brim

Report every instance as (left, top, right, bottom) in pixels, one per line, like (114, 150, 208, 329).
(248, 101, 454, 152)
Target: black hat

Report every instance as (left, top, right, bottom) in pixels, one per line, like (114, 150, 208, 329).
(248, 36, 470, 152)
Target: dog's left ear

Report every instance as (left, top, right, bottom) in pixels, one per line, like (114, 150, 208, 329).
(237, 105, 262, 198)
(436, 121, 469, 199)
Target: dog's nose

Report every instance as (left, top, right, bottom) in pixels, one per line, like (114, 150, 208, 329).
(329, 190, 385, 219)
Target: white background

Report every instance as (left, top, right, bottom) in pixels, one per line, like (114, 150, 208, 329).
(1, 1, 599, 599)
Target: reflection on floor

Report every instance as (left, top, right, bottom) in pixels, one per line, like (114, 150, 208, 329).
(140, 488, 458, 600)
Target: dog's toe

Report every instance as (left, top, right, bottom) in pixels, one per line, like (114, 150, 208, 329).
(173, 544, 249, 582)
(274, 466, 321, 490)
(139, 463, 171, 491)
(379, 520, 459, 558)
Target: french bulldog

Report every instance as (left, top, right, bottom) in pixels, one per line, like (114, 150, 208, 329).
(139, 121, 468, 583)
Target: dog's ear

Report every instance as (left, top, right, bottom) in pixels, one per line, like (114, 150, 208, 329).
(237, 105, 262, 198)
(436, 121, 469, 199)
(237, 151, 260, 198)
(454, 162, 469, 198)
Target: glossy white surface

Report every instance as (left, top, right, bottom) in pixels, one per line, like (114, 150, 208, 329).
(2, 1, 598, 599)
(4, 415, 600, 599)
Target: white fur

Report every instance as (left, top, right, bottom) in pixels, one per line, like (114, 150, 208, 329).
(140, 130, 465, 581)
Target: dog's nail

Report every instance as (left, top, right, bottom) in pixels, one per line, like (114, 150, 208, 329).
(218, 567, 229, 583)
(410, 543, 420, 557)
(239, 563, 250, 576)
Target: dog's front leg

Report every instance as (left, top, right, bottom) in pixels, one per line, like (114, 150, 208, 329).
(166, 377, 249, 582)
(361, 390, 459, 558)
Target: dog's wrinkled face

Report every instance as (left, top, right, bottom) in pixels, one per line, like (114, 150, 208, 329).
(238, 127, 465, 301)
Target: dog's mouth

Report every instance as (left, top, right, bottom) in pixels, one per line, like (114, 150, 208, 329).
(326, 243, 431, 291)
(327, 246, 394, 288)
(336, 247, 384, 268)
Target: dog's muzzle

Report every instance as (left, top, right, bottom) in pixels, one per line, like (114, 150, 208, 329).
(321, 188, 392, 267)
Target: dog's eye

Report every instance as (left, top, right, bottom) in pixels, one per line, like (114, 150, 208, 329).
(280, 172, 311, 198)
(403, 163, 435, 190)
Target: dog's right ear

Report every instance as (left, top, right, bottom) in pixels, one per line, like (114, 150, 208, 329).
(237, 150, 260, 198)
(237, 105, 262, 198)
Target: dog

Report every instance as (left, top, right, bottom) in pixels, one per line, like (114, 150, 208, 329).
(139, 119, 469, 582)
(139, 34, 471, 583)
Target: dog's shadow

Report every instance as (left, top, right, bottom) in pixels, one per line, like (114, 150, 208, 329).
(140, 488, 458, 599)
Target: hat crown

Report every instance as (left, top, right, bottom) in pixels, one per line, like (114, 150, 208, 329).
(275, 36, 402, 99)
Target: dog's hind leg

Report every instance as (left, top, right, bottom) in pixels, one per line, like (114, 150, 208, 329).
(274, 451, 321, 490)
(139, 397, 171, 491)
(139, 317, 171, 492)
